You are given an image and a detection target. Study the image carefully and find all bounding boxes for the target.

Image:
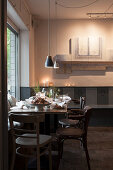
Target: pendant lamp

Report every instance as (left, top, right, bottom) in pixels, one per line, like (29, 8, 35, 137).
(54, 60, 59, 68)
(54, 1, 59, 69)
(45, 0, 54, 68)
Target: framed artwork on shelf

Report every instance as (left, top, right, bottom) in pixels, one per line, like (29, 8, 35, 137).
(74, 37, 102, 59)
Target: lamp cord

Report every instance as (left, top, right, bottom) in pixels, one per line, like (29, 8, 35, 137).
(48, 0, 50, 56)
(56, 0, 99, 8)
(55, 1, 57, 56)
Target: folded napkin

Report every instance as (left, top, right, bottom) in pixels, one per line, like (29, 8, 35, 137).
(15, 101, 28, 109)
(58, 95, 71, 103)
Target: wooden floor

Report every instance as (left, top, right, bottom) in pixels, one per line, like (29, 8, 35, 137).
(12, 127, 113, 170)
(59, 127, 113, 170)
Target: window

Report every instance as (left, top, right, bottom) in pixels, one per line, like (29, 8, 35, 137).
(7, 24, 19, 98)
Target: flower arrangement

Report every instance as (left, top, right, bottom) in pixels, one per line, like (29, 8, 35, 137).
(33, 81, 41, 94)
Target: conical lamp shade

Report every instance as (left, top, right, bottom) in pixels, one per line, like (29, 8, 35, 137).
(45, 56, 54, 68)
(54, 60, 59, 69)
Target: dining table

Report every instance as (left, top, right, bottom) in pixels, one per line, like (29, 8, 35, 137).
(9, 99, 82, 134)
(9, 107, 67, 135)
(9, 101, 113, 133)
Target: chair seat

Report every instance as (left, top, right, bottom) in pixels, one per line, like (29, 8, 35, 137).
(59, 119, 79, 126)
(68, 114, 84, 120)
(56, 127, 84, 138)
(16, 134, 52, 147)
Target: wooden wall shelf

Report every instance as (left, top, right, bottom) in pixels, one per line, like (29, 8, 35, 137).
(60, 61, 113, 65)
(56, 61, 113, 74)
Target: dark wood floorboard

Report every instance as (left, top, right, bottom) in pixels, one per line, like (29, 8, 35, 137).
(11, 127, 113, 170)
(59, 127, 113, 170)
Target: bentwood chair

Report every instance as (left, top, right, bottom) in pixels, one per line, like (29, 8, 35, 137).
(56, 106, 92, 170)
(9, 113, 52, 170)
(58, 97, 85, 128)
(58, 109, 83, 128)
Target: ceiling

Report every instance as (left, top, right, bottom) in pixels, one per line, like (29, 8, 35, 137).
(26, 0, 113, 19)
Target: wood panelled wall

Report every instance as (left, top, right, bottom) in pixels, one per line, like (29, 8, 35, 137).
(20, 86, 113, 126)
(20, 86, 113, 105)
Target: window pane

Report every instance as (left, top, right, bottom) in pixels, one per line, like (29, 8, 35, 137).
(7, 27, 17, 97)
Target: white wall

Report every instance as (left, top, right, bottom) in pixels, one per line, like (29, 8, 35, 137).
(30, 19, 113, 87)
(29, 20, 37, 87)
(7, 0, 31, 88)
(20, 30, 29, 87)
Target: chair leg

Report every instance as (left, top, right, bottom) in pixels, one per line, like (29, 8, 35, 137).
(48, 143, 52, 170)
(25, 158, 28, 170)
(82, 138, 91, 170)
(10, 144, 16, 170)
(61, 140, 64, 159)
(56, 157, 60, 170)
(58, 138, 64, 159)
(85, 149, 91, 170)
(80, 138, 83, 149)
(37, 148, 40, 170)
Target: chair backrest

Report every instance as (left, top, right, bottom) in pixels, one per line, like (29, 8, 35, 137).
(72, 98, 80, 104)
(82, 106, 92, 136)
(80, 96, 86, 109)
(9, 113, 45, 142)
(67, 108, 84, 118)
